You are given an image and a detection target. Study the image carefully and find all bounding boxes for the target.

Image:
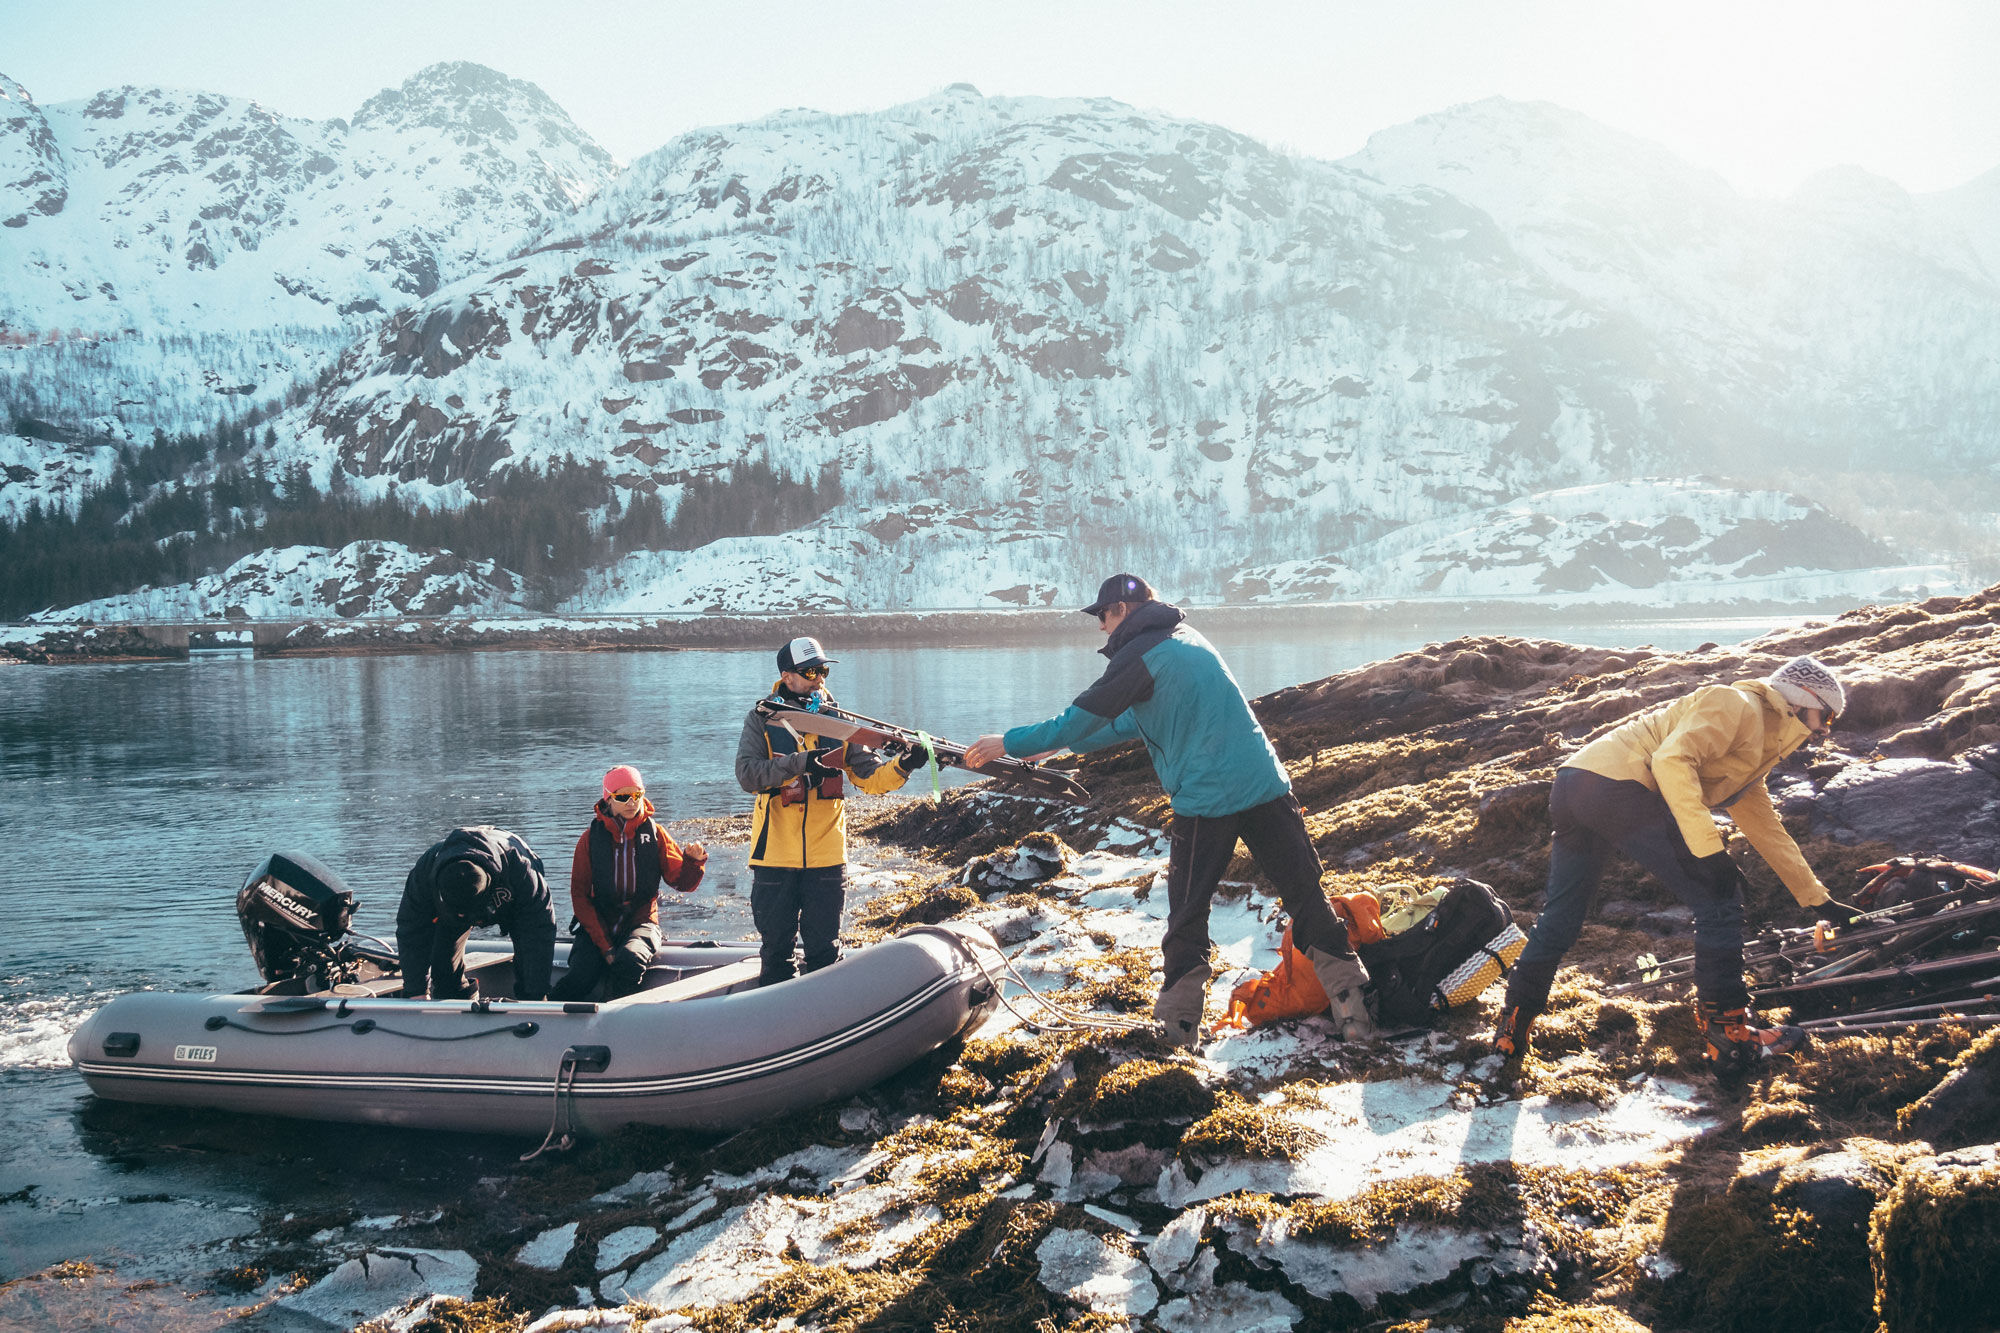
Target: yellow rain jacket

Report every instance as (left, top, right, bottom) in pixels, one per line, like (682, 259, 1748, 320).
(1565, 680, 1831, 907)
(735, 685, 912, 869)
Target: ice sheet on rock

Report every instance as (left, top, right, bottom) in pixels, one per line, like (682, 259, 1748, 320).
(595, 1225, 661, 1272)
(1161, 1075, 1715, 1207)
(1154, 1283, 1301, 1332)
(706, 1142, 867, 1193)
(280, 1248, 478, 1328)
(590, 1168, 676, 1204)
(515, 1221, 578, 1271)
(1234, 1220, 1527, 1305)
(1036, 1227, 1159, 1317)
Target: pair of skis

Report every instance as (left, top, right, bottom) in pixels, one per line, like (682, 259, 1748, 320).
(755, 699, 1092, 804)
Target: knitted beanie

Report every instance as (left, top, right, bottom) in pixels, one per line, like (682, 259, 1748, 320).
(1767, 655, 1846, 718)
(602, 764, 645, 799)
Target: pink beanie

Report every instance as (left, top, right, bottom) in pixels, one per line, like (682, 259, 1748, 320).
(602, 765, 645, 798)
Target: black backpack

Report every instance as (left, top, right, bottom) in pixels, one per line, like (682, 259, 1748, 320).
(1357, 878, 1515, 1029)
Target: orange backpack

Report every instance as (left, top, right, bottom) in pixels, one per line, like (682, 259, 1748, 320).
(1222, 893, 1386, 1028)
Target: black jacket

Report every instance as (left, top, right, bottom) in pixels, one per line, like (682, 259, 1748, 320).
(395, 826, 557, 1000)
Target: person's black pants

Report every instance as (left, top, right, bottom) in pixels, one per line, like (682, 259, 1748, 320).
(751, 864, 845, 985)
(1518, 767, 1749, 1005)
(1160, 792, 1353, 991)
(550, 930, 658, 1001)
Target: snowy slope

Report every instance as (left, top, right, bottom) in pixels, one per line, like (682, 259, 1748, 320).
(1342, 99, 2000, 474)
(1227, 480, 1953, 606)
(0, 427, 121, 522)
(270, 88, 1711, 595)
(30, 540, 535, 621)
(0, 62, 614, 334)
(243, 88, 1999, 608)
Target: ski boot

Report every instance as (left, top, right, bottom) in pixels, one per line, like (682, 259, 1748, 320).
(1152, 966, 1211, 1051)
(1693, 997, 1810, 1076)
(1307, 947, 1377, 1042)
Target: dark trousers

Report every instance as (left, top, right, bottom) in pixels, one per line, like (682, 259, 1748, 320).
(1160, 792, 1353, 991)
(404, 912, 555, 1001)
(550, 929, 658, 1001)
(1519, 767, 1749, 1005)
(751, 865, 846, 985)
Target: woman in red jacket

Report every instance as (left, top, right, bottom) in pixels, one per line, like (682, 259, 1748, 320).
(550, 765, 707, 1000)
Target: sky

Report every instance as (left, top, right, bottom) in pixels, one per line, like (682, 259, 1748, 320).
(4, 0, 1998, 197)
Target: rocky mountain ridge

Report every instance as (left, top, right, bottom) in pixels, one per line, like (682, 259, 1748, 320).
(6, 75, 1997, 615)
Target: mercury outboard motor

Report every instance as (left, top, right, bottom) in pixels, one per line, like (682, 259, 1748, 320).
(237, 850, 357, 987)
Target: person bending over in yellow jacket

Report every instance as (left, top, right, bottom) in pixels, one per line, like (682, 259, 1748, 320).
(733, 636, 925, 985)
(1494, 655, 1858, 1075)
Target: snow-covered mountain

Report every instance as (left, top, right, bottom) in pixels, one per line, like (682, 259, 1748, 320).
(239, 87, 1995, 606)
(0, 63, 615, 442)
(1228, 480, 1950, 606)
(7, 76, 1997, 616)
(0, 61, 612, 331)
(31, 540, 533, 622)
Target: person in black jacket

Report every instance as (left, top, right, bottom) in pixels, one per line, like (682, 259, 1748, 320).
(395, 826, 557, 1000)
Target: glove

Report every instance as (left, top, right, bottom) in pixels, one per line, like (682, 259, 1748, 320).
(1695, 851, 1744, 898)
(802, 750, 839, 782)
(899, 739, 933, 770)
(1814, 897, 1865, 926)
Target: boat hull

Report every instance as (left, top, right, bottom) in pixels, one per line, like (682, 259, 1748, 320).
(68, 924, 1001, 1136)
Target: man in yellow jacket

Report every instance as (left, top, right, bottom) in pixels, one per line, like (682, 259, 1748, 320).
(1495, 655, 1859, 1074)
(734, 636, 921, 985)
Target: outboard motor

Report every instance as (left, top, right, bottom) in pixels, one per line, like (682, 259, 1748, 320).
(237, 851, 357, 987)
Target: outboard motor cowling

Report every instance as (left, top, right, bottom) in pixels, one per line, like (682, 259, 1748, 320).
(238, 851, 357, 985)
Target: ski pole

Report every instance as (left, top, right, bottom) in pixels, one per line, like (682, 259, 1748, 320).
(1796, 1014, 2000, 1035)
(1796, 996, 2000, 1028)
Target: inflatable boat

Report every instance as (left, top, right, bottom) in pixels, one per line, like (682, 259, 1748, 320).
(68, 852, 1002, 1136)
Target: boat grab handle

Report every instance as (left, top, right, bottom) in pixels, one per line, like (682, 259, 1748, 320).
(202, 1014, 541, 1040)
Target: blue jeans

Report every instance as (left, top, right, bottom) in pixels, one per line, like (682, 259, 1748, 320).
(1520, 767, 1749, 1005)
(750, 864, 845, 985)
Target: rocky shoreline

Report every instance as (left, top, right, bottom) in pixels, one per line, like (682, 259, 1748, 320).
(6, 585, 1998, 1333)
(0, 594, 1850, 665)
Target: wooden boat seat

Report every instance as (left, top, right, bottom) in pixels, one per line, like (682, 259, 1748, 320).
(610, 957, 764, 1006)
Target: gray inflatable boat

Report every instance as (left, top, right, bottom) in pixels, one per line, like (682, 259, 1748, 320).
(67, 852, 1003, 1136)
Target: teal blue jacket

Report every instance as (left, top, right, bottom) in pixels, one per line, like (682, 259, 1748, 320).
(1003, 601, 1290, 817)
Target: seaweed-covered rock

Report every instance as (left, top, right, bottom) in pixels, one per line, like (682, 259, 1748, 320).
(962, 831, 1074, 891)
(1770, 1149, 1901, 1240)
(1871, 1142, 2000, 1333)
(1901, 1030, 2000, 1149)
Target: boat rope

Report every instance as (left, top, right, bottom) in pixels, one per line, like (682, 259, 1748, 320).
(959, 938, 1151, 1036)
(202, 1015, 540, 1040)
(521, 1047, 587, 1162)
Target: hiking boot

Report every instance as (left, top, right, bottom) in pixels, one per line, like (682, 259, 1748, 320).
(1693, 998, 1810, 1075)
(1306, 947, 1377, 1042)
(1492, 959, 1559, 1061)
(1493, 1003, 1537, 1060)
(1152, 966, 1210, 1051)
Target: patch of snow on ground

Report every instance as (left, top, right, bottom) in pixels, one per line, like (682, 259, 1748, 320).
(279, 1248, 478, 1328)
(1036, 1227, 1159, 1317)
(515, 1221, 578, 1270)
(1161, 1073, 1715, 1208)
(595, 1225, 661, 1272)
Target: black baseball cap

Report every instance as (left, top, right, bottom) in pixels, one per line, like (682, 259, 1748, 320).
(1081, 573, 1156, 617)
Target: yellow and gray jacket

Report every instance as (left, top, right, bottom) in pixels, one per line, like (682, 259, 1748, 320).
(735, 685, 911, 868)
(1565, 680, 1829, 906)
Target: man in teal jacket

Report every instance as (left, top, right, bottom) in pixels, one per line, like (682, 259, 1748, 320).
(966, 574, 1374, 1048)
